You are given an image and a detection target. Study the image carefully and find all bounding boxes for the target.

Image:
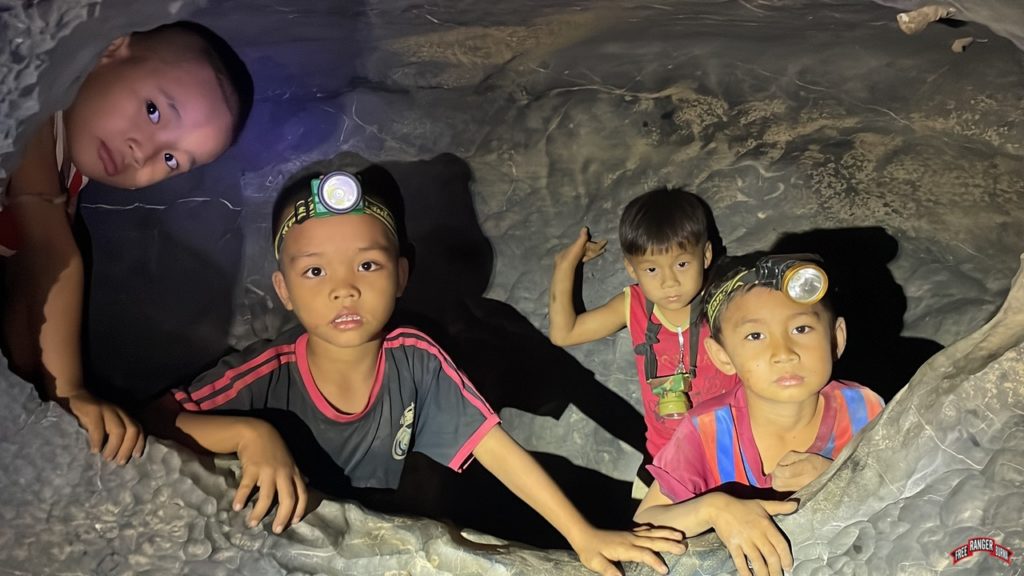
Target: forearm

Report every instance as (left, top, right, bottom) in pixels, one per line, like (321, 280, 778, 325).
(634, 492, 718, 537)
(473, 426, 592, 546)
(548, 262, 580, 345)
(7, 199, 85, 398)
(175, 412, 264, 455)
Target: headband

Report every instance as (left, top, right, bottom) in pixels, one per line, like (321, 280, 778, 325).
(274, 171, 398, 259)
(704, 253, 828, 327)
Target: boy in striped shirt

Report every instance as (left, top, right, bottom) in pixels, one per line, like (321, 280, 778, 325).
(166, 165, 686, 576)
(635, 254, 884, 576)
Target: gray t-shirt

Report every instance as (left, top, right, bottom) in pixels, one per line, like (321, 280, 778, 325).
(174, 325, 500, 491)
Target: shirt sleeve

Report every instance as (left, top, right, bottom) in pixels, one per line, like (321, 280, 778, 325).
(400, 332, 500, 471)
(648, 417, 712, 502)
(172, 336, 295, 413)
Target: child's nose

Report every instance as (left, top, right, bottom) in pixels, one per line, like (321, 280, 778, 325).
(329, 276, 359, 301)
(771, 336, 799, 363)
(126, 138, 151, 168)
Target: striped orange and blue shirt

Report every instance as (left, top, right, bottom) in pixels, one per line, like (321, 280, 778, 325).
(649, 380, 884, 502)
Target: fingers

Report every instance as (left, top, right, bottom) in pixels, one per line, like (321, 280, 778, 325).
(631, 525, 686, 542)
(249, 473, 276, 528)
(628, 532, 687, 555)
(727, 544, 753, 576)
(761, 500, 799, 516)
(80, 409, 105, 454)
(234, 468, 258, 513)
(774, 450, 803, 467)
(133, 428, 146, 460)
(99, 406, 126, 462)
(112, 409, 142, 465)
(584, 555, 621, 576)
(272, 473, 296, 534)
(293, 474, 308, 525)
(744, 541, 770, 576)
(624, 547, 669, 575)
(766, 529, 793, 574)
(581, 239, 608, 263)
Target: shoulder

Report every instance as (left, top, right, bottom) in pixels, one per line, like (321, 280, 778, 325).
(692, 384, 742, 416)
(823, 379, 886, 415)
(383, 326, 447, 356)
(824, 379, 883, 401)
(382, 326, 462, 372)
(625, 284, 644, 303)
(198, 327, 304, 380)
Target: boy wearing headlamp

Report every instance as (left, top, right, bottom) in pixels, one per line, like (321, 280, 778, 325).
(633, 253, 884, 576)
(163, 166, 686, 576)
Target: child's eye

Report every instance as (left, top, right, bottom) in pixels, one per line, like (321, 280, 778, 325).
(676, 261, 690, 269)
(645, 267, 657, 274)
(793, 325, 813, 335)
(744, 332, 765, 341)
(302, 266, 325, 278)
(164, 153, 178, 170)
(146, 100, 160, 124)
(359, 261, 382, 272)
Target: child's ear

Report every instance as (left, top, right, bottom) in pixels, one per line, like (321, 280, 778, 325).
(702, 241, 712, 269)
(704, 337, 737, 375)
(271, 270, 294, 311)
(396, 256, 410, 297)
(99, 35, 132, 65)
(832, 316, 848, 359)
(624, 258, 638, 281)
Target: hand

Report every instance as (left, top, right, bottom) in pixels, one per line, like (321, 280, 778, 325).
(234, 421, 307, 534)
(570, 525, 686, 576)
(62, 389, 145, 465)
(554, 227, 607, 270)
(771, 451, 832, 493)
(705, 493, 797, 576)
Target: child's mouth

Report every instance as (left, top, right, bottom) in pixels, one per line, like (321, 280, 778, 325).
(331, 313, 363, 330)
(98, 141, 119, 177)
(775, 374, 805, 386)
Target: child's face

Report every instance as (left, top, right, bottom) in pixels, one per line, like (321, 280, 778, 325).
(705, 287, 846, 405)
(64, 36, 234, 189)
(272, 213, 408, 351)
(625, 241, 711, 313)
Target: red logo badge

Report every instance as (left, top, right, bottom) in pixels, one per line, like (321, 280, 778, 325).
(949, 536, 1013, 566)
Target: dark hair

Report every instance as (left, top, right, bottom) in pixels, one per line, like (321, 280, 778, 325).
(618, 188, 709, 257)
(704, 253, 836, 341)
(134, 21, 254, 143)
(271, 164, 408, 256)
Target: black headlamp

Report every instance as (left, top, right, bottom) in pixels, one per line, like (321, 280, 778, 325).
(705, 253, 828, 327)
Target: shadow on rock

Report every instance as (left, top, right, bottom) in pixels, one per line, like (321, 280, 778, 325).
(375, 152, 644, 547)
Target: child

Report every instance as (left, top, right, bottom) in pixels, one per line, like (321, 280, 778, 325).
(548, 188, 740, 483)
(0, 22, 253, 465)
(166, 166, 687, 576)
(634, 254, 885, 576)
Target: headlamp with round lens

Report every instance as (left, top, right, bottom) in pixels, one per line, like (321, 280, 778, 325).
(780, 262, 828, 304)
(314, 171, 363, 215)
